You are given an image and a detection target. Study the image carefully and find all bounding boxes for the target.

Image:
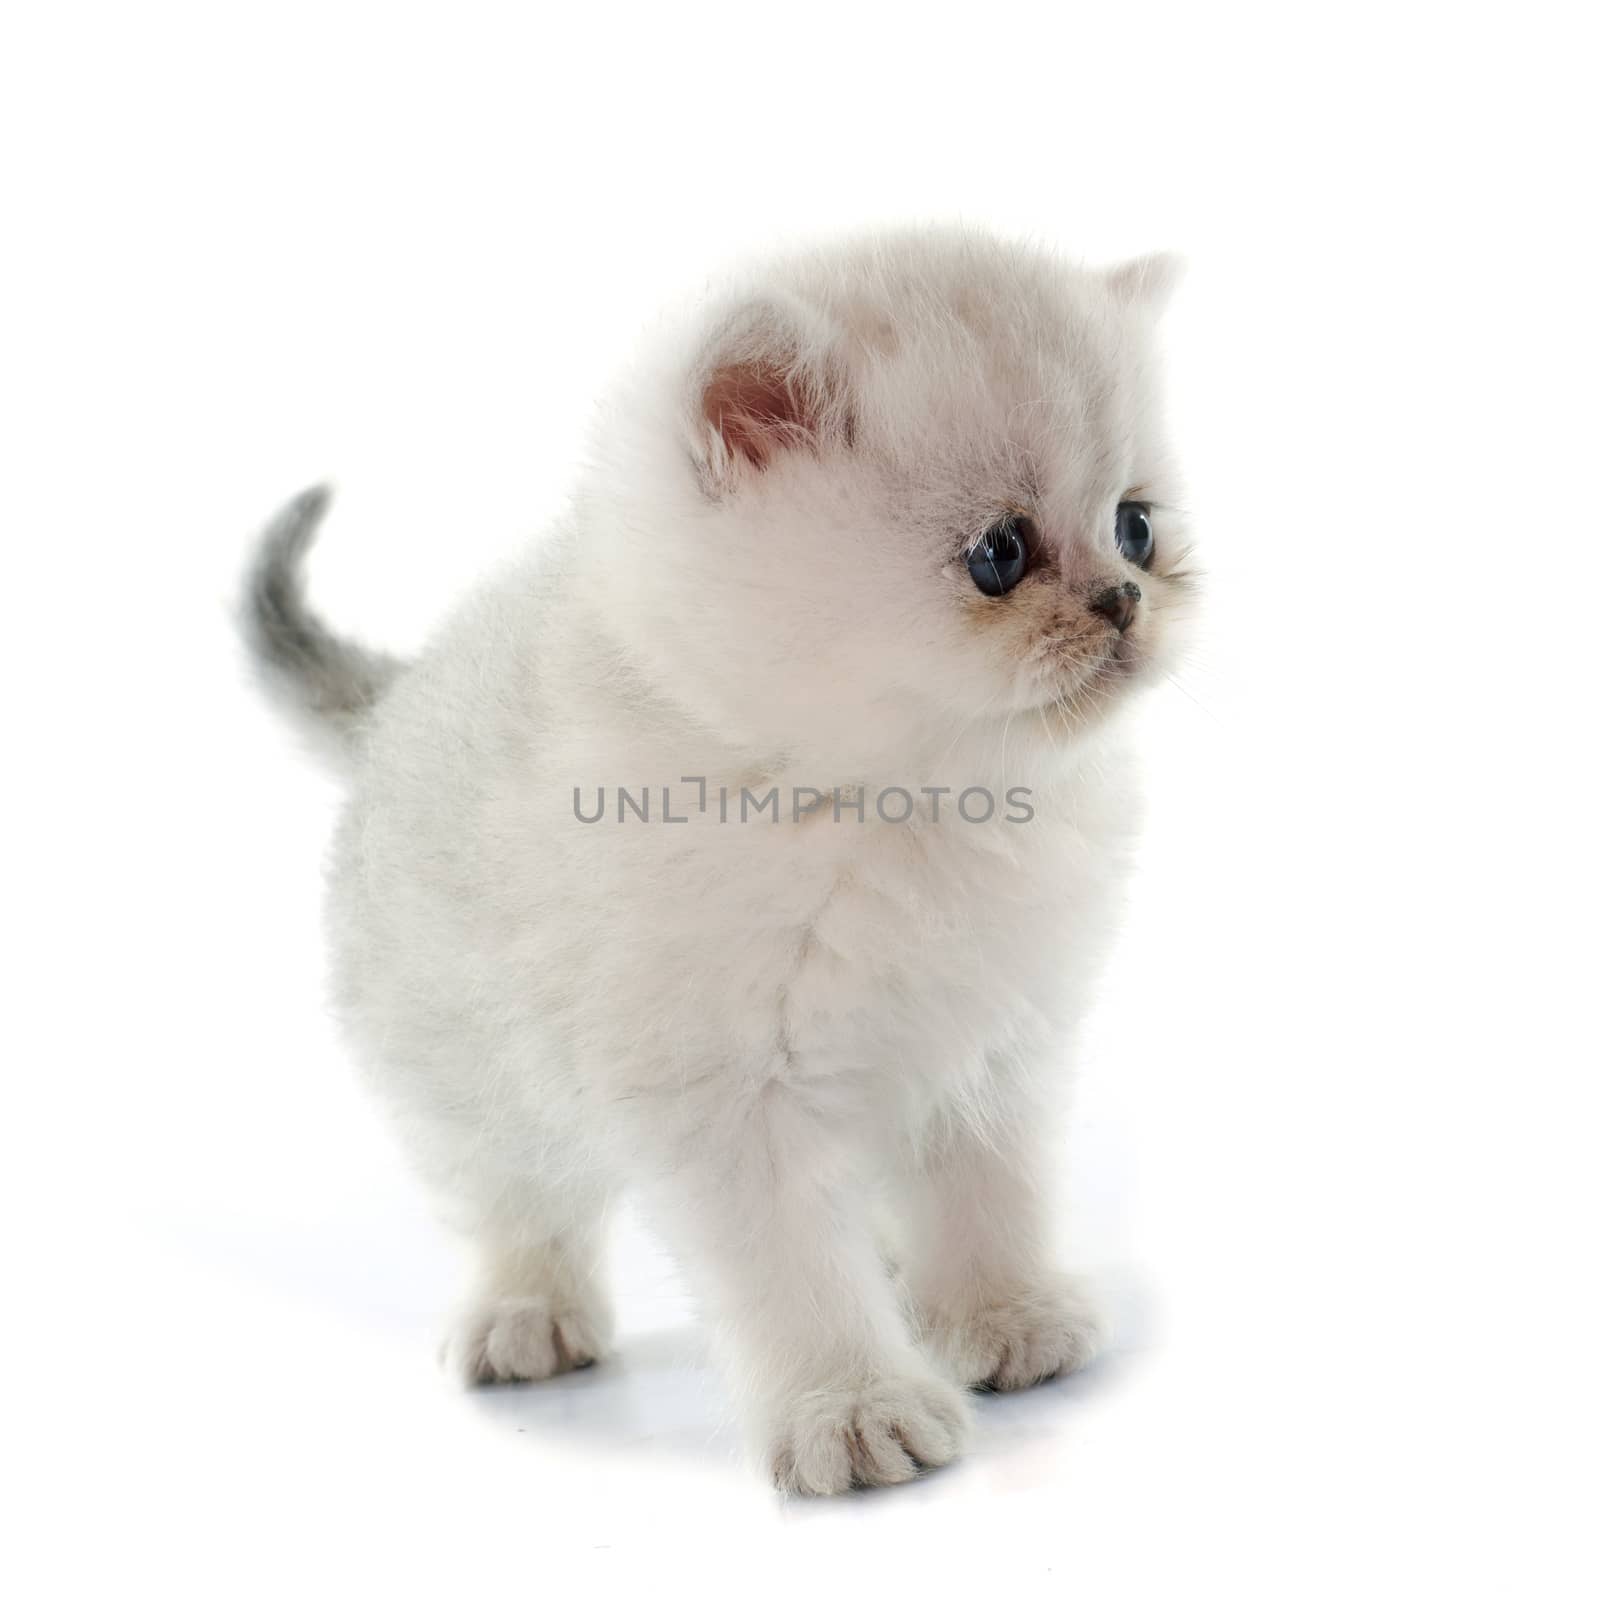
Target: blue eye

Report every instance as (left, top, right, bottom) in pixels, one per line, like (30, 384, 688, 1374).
(968, 515, 1031, 596)
(1115, 502, 1154, 568)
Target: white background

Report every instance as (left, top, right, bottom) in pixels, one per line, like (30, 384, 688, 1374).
(4, 3, 1596, 1595)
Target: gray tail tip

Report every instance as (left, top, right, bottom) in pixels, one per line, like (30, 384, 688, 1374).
(292, 480, 334, 515)
(265, 481, 336, 562)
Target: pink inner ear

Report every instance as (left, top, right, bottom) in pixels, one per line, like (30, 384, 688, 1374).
(702, 358, 815, 471)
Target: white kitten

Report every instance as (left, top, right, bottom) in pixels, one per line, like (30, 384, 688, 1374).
(244, 226, 1191, 1494)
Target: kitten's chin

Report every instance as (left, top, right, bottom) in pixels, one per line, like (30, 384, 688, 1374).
(1016, 643, 1153, 738)
(1096, 633, 1154, 683)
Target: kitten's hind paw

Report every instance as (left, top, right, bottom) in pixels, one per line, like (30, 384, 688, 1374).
(923, 1273, 1105, 1391)
(767, 1368, 970, 1495)
(444, 1294, 610, 1385)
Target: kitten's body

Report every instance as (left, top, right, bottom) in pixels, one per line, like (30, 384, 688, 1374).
(247, 228, 1188, 1493)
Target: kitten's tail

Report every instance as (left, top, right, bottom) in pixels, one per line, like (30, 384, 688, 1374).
(240, 485, 405, 768)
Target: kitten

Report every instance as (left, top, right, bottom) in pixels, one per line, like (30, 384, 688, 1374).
(244, 226, 1191, 1495)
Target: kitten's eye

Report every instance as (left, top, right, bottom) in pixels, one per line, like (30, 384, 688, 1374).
(1115, 502, 1154, 569)
(967, 514, 1031, 597)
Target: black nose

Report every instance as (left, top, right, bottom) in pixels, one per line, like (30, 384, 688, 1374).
(1089, 580, 1142, 633)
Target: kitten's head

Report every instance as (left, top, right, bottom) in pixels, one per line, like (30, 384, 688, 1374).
(590, 228, 1194, 772)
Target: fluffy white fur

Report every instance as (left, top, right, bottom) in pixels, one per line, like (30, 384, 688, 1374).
(245, 226, 1191, 1495)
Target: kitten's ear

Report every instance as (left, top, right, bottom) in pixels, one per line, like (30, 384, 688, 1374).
(690, 297, 851, 491)
(1105, 251, 1186, 316)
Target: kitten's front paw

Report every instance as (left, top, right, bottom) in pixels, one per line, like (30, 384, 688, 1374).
(923, 1274, 1105, 1391)
(767, 1369, 969, 1495)
(444, 1294, 610, 1385)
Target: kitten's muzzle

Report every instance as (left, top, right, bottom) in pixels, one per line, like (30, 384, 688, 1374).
(1089, 581, 1142, 634)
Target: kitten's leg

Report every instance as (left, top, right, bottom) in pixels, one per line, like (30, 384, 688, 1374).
(442, 1180, 615, 1385)
(900, 1095, 1104, 1391)
(630, 1080, 969, 1495)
